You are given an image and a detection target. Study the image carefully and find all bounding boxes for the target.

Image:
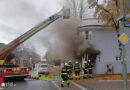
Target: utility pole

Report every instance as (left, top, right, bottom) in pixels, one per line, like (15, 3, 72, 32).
(119, 0, 128, 90)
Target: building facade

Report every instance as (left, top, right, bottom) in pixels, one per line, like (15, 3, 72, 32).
(80, 18, 130, 74)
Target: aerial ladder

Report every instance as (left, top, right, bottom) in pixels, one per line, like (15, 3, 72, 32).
(0, 8, 70, 62)
(0, 8, 70, 82)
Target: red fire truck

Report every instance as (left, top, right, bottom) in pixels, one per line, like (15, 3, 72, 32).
(0, 64, 29, 81)
(0, 9, 70, 81)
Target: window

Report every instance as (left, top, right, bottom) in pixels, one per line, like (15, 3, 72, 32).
(41, 61, 46, 64)
(85, 31, 92, 40)
(41, 65, 47, 68)
(86, 31, 89, 40)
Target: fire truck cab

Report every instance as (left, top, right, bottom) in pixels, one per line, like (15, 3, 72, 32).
(0, 60, 29, 81)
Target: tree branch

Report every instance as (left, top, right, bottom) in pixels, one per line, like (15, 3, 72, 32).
(95, 3, 119, 30)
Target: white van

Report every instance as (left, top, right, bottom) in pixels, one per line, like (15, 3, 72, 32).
(35, 59, 48, 74)
(38, 64, 48, 74)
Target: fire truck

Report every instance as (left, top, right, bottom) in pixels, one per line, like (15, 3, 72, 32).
(0, 63, 29, 81)
(0, 8, 70, 81)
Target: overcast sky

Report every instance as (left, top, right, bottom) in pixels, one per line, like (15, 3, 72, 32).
(0, 0, 104, 58)
(0, 0, 62, 57)
(0, 0, 62, 43)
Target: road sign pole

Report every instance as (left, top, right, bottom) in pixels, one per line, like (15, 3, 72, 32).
(120, 0, 128, 90)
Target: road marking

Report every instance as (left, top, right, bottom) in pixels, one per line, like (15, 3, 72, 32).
(52, 81, 61, 90)
(71, 81, 88, 90)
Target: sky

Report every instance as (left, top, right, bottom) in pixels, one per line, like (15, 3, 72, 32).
(0, 0, 104, 58)
(0, 0, 62, 57)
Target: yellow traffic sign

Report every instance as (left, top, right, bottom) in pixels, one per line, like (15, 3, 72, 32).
(119, 33, 129, 45)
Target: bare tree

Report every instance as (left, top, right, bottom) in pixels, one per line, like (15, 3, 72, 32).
(65, 0, 89, 20)
(13, 43, 40, 63)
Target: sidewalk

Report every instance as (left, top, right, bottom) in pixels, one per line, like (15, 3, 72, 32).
(50, 66, 130, 90)
(73, 79, 130, 90)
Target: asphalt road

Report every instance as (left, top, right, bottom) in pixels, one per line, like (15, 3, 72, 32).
(6, 79, 59, 90)
(5, 79, 85, 90)
(55, 81, 82, 90)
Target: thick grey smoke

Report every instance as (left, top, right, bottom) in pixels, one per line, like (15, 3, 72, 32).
(38, 0, 93, 62)
(41, 17, 92, 62)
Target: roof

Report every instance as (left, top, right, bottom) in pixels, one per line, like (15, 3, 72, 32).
(81, 18, 104, 27)
(79, 18, 107, 31)
(79, 18, 130, 31)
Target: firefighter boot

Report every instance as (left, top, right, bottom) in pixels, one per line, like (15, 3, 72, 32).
(61, 80, 64, 87)
(61, 84, 64, 87)
(67, 83, 70, 87)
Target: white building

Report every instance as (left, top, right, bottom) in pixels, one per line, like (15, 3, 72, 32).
(80, 18, 130, 74)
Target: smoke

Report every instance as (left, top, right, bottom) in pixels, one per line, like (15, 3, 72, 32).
(38, 0, 93, 62)
(0, 0, 98, 62)
(41, 17, 92, 62)
(50, 18, 80, 60)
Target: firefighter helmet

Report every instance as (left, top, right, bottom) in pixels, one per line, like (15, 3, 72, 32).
(75, 61, 78, 64)
(65, 63, 68, 66)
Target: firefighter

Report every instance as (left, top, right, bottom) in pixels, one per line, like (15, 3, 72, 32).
(83, 62, 89, 79)
(68, 60, 73, 79)
(61, 63, 70, 87)
(74, 61, 80, 80)
(88, 60, 93, 78)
